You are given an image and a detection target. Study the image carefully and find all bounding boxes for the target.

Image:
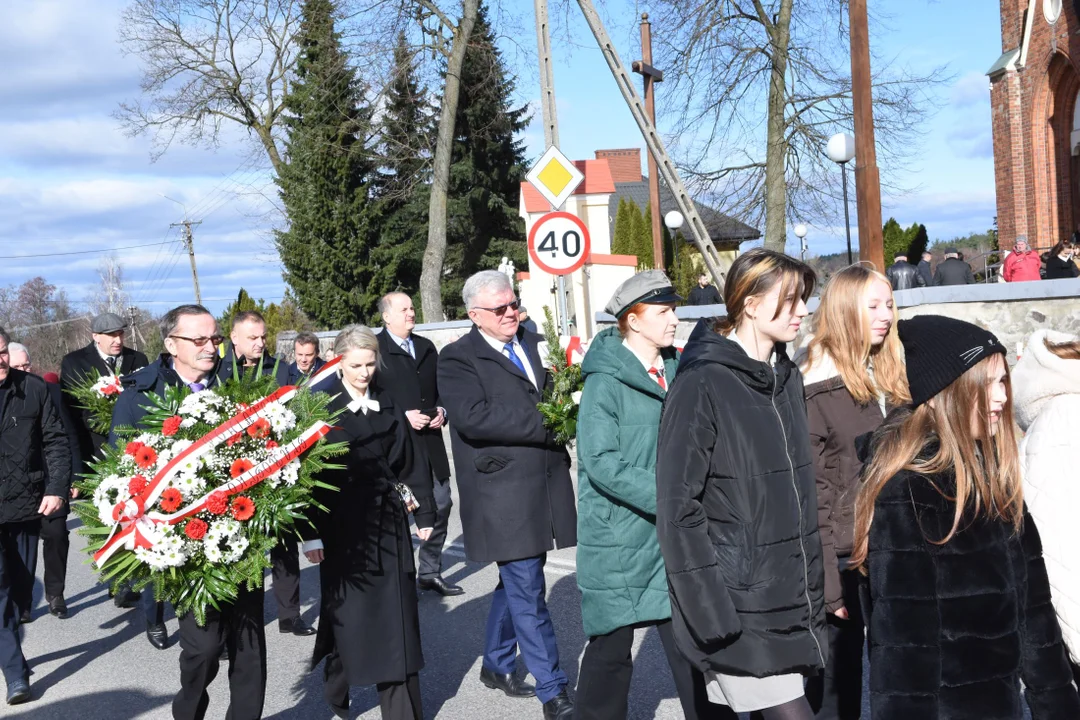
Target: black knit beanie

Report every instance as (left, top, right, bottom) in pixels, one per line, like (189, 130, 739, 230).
(897, 315, 1006, 408)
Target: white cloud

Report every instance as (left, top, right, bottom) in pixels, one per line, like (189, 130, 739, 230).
(950, 71, 990, 108)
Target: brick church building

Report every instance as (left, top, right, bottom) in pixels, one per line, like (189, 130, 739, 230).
(991, 0, 1080, 248)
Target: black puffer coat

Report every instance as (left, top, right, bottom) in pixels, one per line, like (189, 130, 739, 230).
(0, 370, 71, 524)
(656, 320, 827, 677)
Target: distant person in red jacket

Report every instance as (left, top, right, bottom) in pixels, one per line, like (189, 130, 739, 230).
(1002, 237, 1042, 282)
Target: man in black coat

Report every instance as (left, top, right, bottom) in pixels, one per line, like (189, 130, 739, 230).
(59, 312, 148, 610)
(438, 271, 577, 720)
(687, 273, 723, 306)
(111, 304, 267, 720)
(917, 251, 934, 287)
(932, 248, 977, 286)
(217, 310, 313, 638)
(7, 344, 80, 622)
(0, 327, 70, 705)
(885, 253, 925, 291)
(286, 331, 326, 386)
(376, 292, 463, 597)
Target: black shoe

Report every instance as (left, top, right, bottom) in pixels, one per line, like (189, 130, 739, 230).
(279, 617, 317, 636)
(18, 609, 32, 625)
(6, 678, 30, 705)
(146, 622, 169, 650)
(113, 588, 141, 609)
(479, 666, 535, 698)
(46, 595, 67, 620)
(542, 688, 574, 720)
(417, 576, 465, 597)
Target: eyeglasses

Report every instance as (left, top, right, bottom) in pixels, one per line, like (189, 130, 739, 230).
(169, 335, 225, 348)
(472, 299, 520, 316)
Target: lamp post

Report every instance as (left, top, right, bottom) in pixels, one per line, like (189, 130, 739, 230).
(664, 210, 685, 268)
(827, 133, 856, 265)
(794, 224, 808, 262)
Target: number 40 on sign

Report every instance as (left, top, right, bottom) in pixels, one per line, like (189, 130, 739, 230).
(527, 211, 592, 276)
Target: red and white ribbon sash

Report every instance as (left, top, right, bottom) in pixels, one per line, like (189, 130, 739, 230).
(93, 380, 335, 567)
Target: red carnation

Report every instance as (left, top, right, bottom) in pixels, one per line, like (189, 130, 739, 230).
(226, 432, 244, 447)
(265, 439, 279, 450)
(102, 384, 120, 396)
(159, 488, 183, 513)
(125, 441, 145, 457)
(128, 475, 148, 496)
(230, 458, 254, 479)
(162, 415, 183, 437)
(206, 491, 229, 515)
(231, 496, 255, 522)
(184, 518, 208, 540)
(247, 418, 270, 439)
(134, 445, 158, 469)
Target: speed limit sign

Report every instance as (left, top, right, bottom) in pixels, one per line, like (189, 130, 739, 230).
(527, 211, 591, 276)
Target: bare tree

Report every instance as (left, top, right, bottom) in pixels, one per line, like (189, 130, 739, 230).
(115, 0, 306, 174)
(3, 278, 87, 374)
(88, 256, 131, 316)
(648, 0, 945, 252)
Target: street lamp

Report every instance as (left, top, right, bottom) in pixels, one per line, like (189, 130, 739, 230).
(794, 223, 808, 262)
(827, 133, 856, 264)
(664, 211, 685, 266)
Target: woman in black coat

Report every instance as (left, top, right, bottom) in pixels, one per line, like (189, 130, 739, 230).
(1044, 241, 1080, 280)
(657, 249, 826, 720)
(302, 325, 435, 720)
(852, 315, 1080, 719)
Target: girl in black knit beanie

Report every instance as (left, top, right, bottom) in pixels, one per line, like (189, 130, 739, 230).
(850, 315, 1080, 719)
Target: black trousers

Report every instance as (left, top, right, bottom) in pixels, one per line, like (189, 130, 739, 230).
(576, 619, 733, 720)
(39, 508, 68, 599)
(806, 566, 864, 720)
(172, 585, 267, 720)
(271, 535, 300, 622)
(0, 521, 38, 684)
(417, 475, 452, 580)
(323, 653, 423, 720)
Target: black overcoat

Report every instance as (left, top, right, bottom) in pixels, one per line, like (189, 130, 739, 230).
(60, 343, 148, 466)
(655, 321, 827, 677)
(437, 326, 576, 563)
(305, 378, 435, 686)
(375, 329, 451, 480)
(863, 463, 1080, 719)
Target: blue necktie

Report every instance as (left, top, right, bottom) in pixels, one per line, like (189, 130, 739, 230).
(503, 342, 528, 375)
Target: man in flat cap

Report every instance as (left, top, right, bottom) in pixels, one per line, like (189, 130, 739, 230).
(438, 270, 577, 719)
(932, 248, 976, 286)
(60, 313, 148, 610)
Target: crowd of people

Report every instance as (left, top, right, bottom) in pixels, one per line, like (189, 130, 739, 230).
(885, 236, 1080, 291)
(0, 250, 1079, 719)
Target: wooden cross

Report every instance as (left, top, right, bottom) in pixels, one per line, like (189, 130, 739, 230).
(632, 14, 665, 269)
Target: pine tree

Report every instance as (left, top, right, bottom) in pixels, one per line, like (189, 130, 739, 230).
(612, 197, 631, 255)
(438, 2, 530, 319)
(636, 205, 655, 270)
(370, 32, 433, 306)
(671, 236, 699, 299)
(275, 0, 380, 327)
(881, 217, 906, 268)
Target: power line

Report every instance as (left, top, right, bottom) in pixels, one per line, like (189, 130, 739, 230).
(0, 240, 175, 260)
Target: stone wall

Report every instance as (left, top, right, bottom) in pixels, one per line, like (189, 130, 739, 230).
(276, 321, 474, 361)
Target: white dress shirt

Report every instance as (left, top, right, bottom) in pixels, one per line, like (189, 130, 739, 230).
(385, 329, 414, 359)
(479, 330, 538, 388)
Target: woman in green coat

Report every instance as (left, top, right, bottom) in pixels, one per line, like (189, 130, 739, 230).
(575, 271, 726, 720)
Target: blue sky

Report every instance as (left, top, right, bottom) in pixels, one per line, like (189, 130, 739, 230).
(0, 0, 999, 315)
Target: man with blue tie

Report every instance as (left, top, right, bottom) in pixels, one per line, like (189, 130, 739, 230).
(438, 271, 577, 720)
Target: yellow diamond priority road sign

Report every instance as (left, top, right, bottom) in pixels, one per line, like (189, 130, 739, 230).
(526, 145, 584, 210)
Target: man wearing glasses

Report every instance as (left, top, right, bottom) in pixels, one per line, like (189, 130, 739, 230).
(110, 304, 267, 719)
(60, 313, 148, 612)
(438, 271, 577, 720)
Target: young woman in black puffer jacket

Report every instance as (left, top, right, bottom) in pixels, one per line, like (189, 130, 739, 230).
(852, 315, 1080, 719)
(657, 249, 826, 720)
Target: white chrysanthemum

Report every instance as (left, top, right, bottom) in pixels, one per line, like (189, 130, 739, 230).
(174, 472, 206, 499)
(180, 416, 198, 429)
(280, 460, 300, 486)
(170, 439, 194, 455)
(202, 409, 222, 424)
(203, 544, 223, 563)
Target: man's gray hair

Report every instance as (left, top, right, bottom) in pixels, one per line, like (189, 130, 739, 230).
(8, 342, 29, 361)
(462, 270, 513, 310)
(377, 292, 410, 317)
(160, 304, 215, 341)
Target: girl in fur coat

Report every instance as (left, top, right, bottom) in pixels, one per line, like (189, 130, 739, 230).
(852, 315, 1080, 719)
(1014, 329, 1080, 678)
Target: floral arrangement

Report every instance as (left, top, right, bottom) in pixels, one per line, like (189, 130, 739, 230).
(74, 368, 346, 625)
(536, 307, 586, 446)
(65, 371, 125, 436)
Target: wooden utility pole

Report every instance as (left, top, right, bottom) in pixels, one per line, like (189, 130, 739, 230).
(633, 14, 665, 270)
(171, 220, 203, 304)
(849, 0, 884, 271)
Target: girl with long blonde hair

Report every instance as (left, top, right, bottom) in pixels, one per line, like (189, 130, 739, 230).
(852, 315, 1078, 719)
(796, 264, 908, 719)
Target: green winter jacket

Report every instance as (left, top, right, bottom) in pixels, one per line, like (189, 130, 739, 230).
(575, 326, 679, 637)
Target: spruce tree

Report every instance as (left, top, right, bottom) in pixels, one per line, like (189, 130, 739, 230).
(438, 3, 530, 319)
(275, 0, 379, 327)
(637, 205, 655, 270)
(612, 197, 631, 255)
